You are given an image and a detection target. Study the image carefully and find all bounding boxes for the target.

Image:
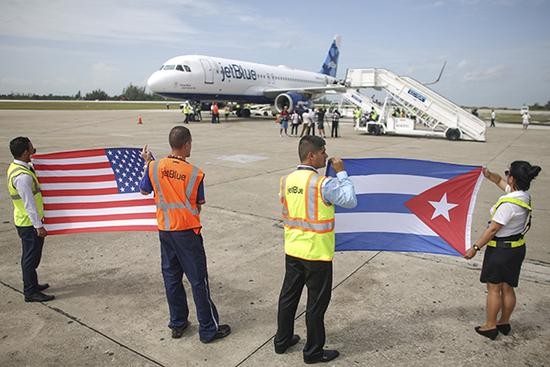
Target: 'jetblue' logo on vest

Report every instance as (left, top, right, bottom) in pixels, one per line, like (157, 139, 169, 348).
(220, 63, 257, 82)
(287, 186, 304, 194)
(161, 169, 186, 181)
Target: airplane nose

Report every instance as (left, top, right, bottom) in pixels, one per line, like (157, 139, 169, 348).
(146, 71, 164, 93)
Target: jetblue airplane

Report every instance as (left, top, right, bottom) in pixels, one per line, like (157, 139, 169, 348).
(146, 37, 343, 116)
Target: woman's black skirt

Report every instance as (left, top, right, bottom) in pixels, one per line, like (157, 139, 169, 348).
(480, 245, 526, 287)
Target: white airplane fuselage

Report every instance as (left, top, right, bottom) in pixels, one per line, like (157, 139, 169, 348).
(147, 55, 337, 104)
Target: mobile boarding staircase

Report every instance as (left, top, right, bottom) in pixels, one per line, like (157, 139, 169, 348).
(343, 68, 486, 141)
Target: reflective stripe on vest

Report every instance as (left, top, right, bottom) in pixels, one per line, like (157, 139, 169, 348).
(281, 169, 335, 261)
(488, 197, 532, 248)
(7, 162, 44, 227)
(150, 159, 202, 231)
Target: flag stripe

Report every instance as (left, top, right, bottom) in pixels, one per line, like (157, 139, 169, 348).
(45, 205, 157, 217)
(35, 168, 114, 177)
(44, 198, 154, 210)
(40, 181, 118, 190)
(335, 212, 437, 236)
(47, 225, 158, 235)
(42, 192, 148, 204)
(32, 148, 106, 159)
(335, 232, 460, 256)
(38, 174, 116, 183)
(340, 158, 478, 178)
(33, 155, 108, 165)
(350, 175, 444, 195)
(337, 194, 414, 214)
(34, 162, 112, 170)
(44, 212, 156, 224)
(41, 188, 120, 196)
(45, 218, 157, 231)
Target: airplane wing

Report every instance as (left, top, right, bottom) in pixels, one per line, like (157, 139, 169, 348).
(261, 85, 347, 98)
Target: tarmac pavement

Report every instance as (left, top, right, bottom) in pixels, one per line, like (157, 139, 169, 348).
(0, 110, 549, 366)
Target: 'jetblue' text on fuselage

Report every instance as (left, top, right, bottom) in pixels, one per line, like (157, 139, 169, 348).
(220, 63, 257, 82)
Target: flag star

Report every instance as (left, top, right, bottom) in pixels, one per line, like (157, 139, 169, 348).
(429, 193, 458, 221)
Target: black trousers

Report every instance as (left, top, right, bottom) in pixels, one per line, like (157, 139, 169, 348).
(275, 255, 333, 360)
(331, 122, 339, 137)
(16, 226, 45, 296)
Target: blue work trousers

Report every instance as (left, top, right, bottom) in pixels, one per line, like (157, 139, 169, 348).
(159, 229, 219, 340)
(16, 225, 45, 296)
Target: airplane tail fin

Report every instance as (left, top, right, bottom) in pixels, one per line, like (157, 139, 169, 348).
(319, 35, 341, 77)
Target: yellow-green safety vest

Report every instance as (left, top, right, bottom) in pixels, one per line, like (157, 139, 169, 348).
(7, 162, 44, 227)
(488, 196, 532, 248)
(280, 169, 335, 261)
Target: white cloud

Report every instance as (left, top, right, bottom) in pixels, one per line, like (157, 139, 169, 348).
(0, 0, 199, 44)
(463, 65, 506, 81)
(457, 59, 468, 69)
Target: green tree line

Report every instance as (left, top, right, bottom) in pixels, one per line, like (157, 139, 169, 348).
(0, 84, 172, 101)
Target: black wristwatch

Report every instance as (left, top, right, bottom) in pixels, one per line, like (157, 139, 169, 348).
(473, 244, 481, 251)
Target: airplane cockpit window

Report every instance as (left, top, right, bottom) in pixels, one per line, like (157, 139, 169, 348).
(163, 65, 176, 70)
(184, 65, 191, 72)
(176, 65, 184, 71)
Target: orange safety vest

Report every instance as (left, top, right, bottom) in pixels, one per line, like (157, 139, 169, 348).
(148, 157, 204, 232)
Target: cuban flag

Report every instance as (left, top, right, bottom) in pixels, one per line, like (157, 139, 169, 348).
(327, 158, 484, 256)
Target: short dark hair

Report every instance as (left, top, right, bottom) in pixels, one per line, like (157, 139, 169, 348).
(169, 126, 191, 149)
(9, 136, 31, 158)
(298, 135, 325, 162)
(509, 160, 542, 191)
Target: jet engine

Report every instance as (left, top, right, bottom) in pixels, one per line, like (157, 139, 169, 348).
(274, 92, 309, 113)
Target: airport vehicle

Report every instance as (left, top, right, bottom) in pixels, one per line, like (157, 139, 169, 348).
(343, 68, 486, 141)
(248, 104, 275, 117)
(147, 37, 343, 117)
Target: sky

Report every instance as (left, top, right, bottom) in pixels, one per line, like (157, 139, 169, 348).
(0, 0, 549, 107)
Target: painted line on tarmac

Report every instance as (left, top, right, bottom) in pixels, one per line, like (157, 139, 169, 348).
(0, 280, 166, 367)
(233, 251, 382, 367)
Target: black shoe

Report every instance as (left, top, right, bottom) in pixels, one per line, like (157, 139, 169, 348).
(200, 324, 231, 343)
(496, 324, 511, 335)
(474, 326, 498, 340)
(25, 291, 55, 302)
(304, 349, 340, 364)
(274, 335, 300, 354)
(171, 323, 189, 339)
(37, 283, 50, 291)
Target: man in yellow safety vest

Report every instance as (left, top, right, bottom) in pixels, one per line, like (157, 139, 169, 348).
(274, 135, 357, 364)
(7, 137, 54, 302)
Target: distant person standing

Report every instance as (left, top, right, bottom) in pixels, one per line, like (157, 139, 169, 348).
(290, 110, 300, 136)
(300, 109, 314, 137)
(211, 102, 220, 124)
(194, 102, 202, 121)
(490, 109, 496, 127)
(522, 112, 530, 130)
(280, 106, 290, 137)
(224, 105, 230, 121)
(316, 108, 326, 138)
(331, 109, 341, 138)
(7, 137, 54, 303)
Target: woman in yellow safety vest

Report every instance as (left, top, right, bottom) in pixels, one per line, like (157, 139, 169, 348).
(464, 161, 541, 340)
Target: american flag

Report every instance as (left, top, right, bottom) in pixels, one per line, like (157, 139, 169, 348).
(32, 148, 158, 235)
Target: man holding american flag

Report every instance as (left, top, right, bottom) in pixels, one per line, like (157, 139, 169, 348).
(139, 126, 231, 343)
(7, 137, 55, 303)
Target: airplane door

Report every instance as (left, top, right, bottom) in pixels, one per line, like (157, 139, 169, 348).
(199, 58, 214, 84)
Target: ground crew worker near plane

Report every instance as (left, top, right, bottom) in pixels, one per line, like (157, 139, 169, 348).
(274, 136, 357, 364)
(7, 137, 54, 302)
(139, 126, 230, 342)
